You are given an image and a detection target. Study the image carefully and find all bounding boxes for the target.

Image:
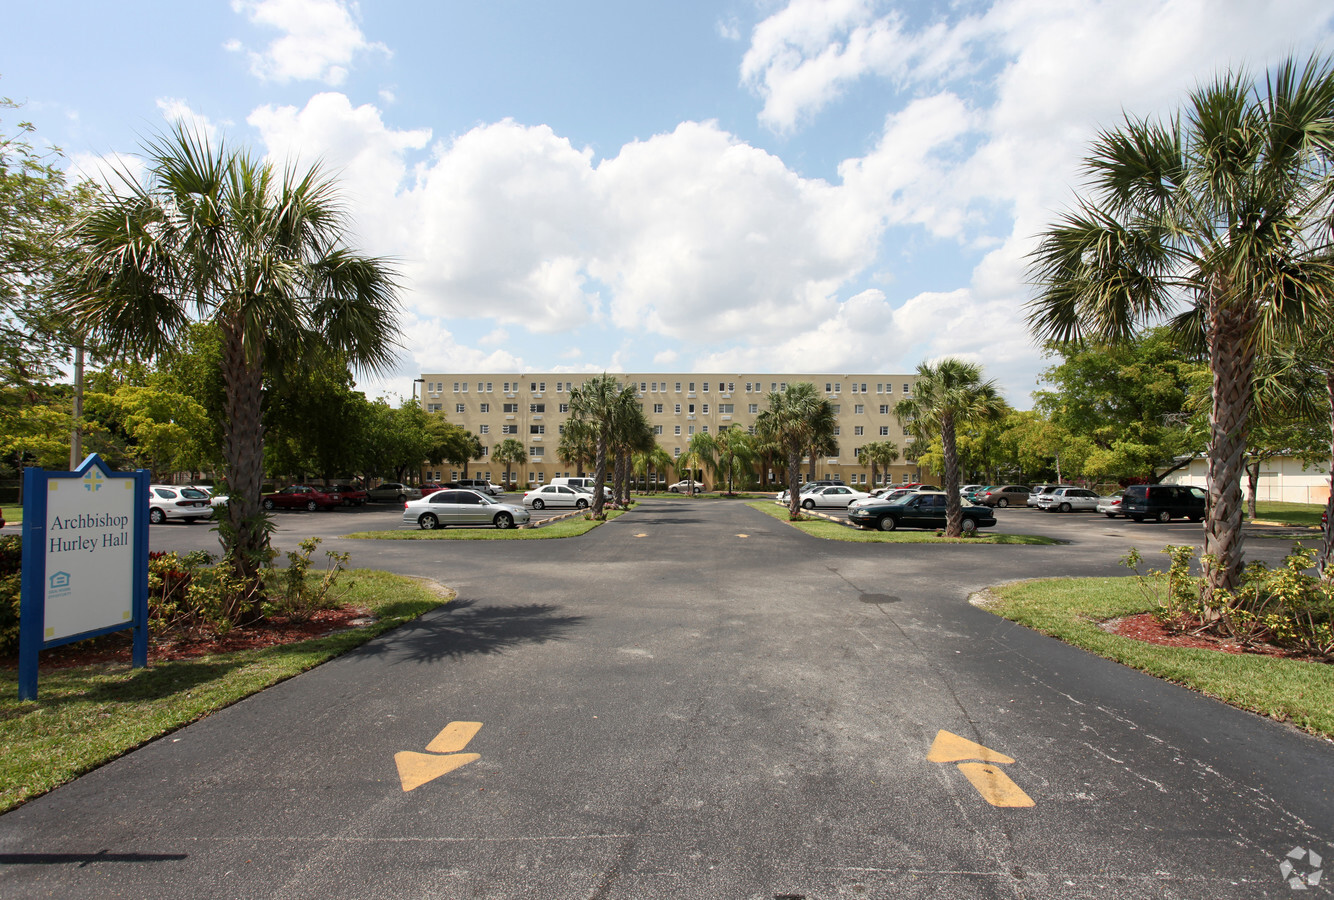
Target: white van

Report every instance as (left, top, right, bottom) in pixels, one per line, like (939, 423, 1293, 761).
(551, 476, 613, 499)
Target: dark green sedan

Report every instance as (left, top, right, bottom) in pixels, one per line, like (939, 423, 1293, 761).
(847, 491, 997, 533)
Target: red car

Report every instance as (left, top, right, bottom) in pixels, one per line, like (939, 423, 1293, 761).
(331, 484, 369, 506)
(262, 485, 341, 511)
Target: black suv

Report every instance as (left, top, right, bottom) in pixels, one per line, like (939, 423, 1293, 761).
(1122, 484, 1206, 522)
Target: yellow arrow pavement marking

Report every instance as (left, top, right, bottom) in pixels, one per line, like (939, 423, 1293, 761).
(737, 534, 749, 538)
(928, 730, 1033, 808)
(927, 730, 1015, 764)
(395, 752, 480, 792)
(396, 721, 484, 792)
(426, 721, 482, 753)
(955, 762, 1035, 808)
(634, 533, 648, 538)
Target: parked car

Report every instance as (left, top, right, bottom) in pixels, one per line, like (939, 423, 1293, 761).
(523, 484, 592, 510)
(1122, 484, 1206, 522)
(667, 480, 705, 494)
(847, 491, 997, 533)
(798, 484, 870, 509)
(148, 484, 214, 524)
(775, 482, 835, 504)
(402, 489, 529, 530)
(974, 484, 1032, 507)
(368, 482, 422, 503)
(331, 484, 369, 506)
(1097, 491, 1126, 518)
(419, 482, 446, 497)
(1028, 484, 1078, 507)
(1035, 487, 1101, 512)
(455, 478, 502, 496)
(261, 485, 341, 511)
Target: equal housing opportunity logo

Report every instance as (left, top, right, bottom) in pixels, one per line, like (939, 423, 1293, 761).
(1280, 846, 1324, 891)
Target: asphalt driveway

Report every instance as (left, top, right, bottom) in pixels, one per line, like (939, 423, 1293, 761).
(1, 499, 1328, 898)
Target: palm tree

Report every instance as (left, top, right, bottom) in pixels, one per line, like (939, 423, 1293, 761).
(557, 417, 595, 476)
(895, 360, 1005, 537)
(633, 444, 674, 493)
(492, 438, 526, 489)
(755, 382, 837, 518)
(1028, 55, 1334, 596)
(609, 396, 652, 505)
(857, 440, 899, 490)
(63, 125, 398, 605)
(713, 426, 757, 494)
(568, 373, 637, 517)
(685, 431, 717, 492)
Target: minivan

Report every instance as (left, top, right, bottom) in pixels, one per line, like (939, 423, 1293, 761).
(1122, 484, 1206, 522)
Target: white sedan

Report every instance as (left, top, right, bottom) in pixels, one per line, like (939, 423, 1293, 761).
(148, 484, 214, 524)
(797, 485, 871, 509)
(1035, 487, 1102, 512)
(402, 489, 530, 530)
(523, 484, 592, 510)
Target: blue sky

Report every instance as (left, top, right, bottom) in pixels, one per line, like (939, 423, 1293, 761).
(5, 0, 1334, 407)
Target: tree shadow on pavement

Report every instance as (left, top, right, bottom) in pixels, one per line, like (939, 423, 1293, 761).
(371, 599, 587, 663)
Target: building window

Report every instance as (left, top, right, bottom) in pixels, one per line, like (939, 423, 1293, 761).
(780, 383, 787, 391)
(727, 382, 734, 392)
(654, 425, 663, 435)
(502, 425, 518, 434)
(771, 382, 778, 391)
(855, 404, 864, 414)
(486, 382, 493, 392)
(481, 447, 490, 457)
(904, 384, 911, 394)
(640, 382, 647, 392)
(834, 427, 840, 436)
(674, 447, 681, 456)
(530, 425, 544, 435)
(674, 425, 681, 435)
(453, 382, 460, 392)
(826, 383, 832, 393)
(556, 382, 564, 392)
(746, 382, 753, 392)
(702, 425, 709, 433)
(530, 403, 545, 413)
(455, 403, 465, 414)
(702, 404, 709, 414)
(880, 426, 890, 436)
(831, 404, 840, 413)
(675, 382, 681, 392)
(688, 404, 695, 414)
(689, 382, 695, 392)
(748, 403, 758, 414)
(880, 405, 890, 415)
(427, 403, 441, 413)
(675, 404, 682, 414)
(654, 404, 663, 413)
(480, 425, 489, 434)
(559, 403, 569, 413)
(719, 403, 733, 414)
(703, 382, 709, 392)
(530, 446, 544, 458)
(480, 403, 489, 413)
(855, 426, 864, 435)
(688, 426, 695, 435)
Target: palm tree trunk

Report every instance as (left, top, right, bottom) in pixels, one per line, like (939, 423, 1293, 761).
(592, 436, 608, 517)
(941, 414, 963, 537)
(787, 449, 802, 518)
(220, 319, 269, 613)
(1319, 369, 1334, 579)
(1203, 302, 1256, 607)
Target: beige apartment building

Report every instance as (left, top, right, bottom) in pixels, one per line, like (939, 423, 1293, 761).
(418, 373, 926, 489)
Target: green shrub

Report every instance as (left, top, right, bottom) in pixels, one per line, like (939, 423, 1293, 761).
(1125, 543, 1334, 658)
(263, 537, 351, 622)
(0, 535, 19, 655)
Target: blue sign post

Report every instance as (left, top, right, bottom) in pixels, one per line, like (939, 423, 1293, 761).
(17, 454, 150, 701)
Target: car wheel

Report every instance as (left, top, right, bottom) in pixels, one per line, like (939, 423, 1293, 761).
(418, 513, 439, 530)
(532, 498, 545, 510)
(306, 500, 318, 512)
(1059, 502, 1071, 513)
(262, 499, 275, 510)
(149, 508, 166, 524)
(1156, 510, 1172, 523)
(877, 516, 897, 532)
(669, 486, 679, 493)
(494, 512, 514, 530)
(397, 493, 406, 503)
(997, 498, 1008, 508)
(802, 499, 815, 510)
(961, 517, 977, 534)
(576, 499, 588, 509)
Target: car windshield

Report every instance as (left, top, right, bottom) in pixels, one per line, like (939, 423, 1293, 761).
(886, 494, 918, 506)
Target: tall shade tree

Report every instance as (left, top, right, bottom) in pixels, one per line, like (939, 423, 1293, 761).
(756, 382, 837, 518)
(62, 126, 399, 605)
(1028, 56, 1334, 598)
(895, 360, 1005, 537)
(567, 373, 637, 517)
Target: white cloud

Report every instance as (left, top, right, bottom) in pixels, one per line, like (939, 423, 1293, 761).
(229, 0, 390, 85)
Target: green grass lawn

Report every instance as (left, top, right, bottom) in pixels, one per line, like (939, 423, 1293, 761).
(981, 577, 1334, 738)
(2, 505, 20, 525)
(0, 569, 449, 813)
(1251, 500, 1328, 528)
(746, 501, 1059, 544)
(345, 507, 626, 540)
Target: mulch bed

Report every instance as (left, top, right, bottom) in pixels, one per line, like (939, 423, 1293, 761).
(2, 607, 373, 671)
(1103, 612, 1323, 662)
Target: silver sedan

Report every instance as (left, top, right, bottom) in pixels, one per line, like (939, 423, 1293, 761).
(402, 489, 530, 530)
(798, 485, 871, 509)
(523, 484, 592, 510)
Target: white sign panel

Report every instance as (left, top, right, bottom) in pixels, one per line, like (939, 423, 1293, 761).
(43, 469, 135, 641)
